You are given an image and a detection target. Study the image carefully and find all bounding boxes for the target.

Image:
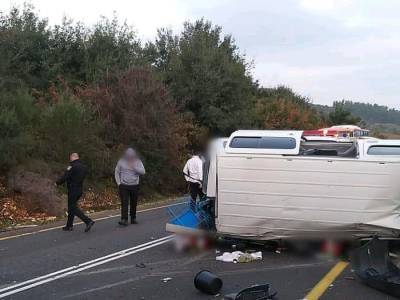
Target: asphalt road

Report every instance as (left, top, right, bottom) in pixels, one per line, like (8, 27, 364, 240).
(0, 198, 397, 300)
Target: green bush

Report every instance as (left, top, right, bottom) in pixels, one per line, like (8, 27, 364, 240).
(38, 92, 109, 176)
(0, 89, 38, 170)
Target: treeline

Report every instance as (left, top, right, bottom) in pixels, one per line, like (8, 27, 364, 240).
(314, 100, 400, 135)
(339, 101, 400, 125)
(0, 4, 340, 197)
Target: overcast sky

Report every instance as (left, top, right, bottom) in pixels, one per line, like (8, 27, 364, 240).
(2, 0, 400, 108)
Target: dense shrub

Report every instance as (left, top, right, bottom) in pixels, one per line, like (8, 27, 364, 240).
(255, 86, 326, 130)
(37, 89, 108, 176)
(0, 89, 38, 170)
(81, 68, 193, 193)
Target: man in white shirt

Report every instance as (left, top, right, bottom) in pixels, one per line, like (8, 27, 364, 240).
(183, 153, 204, 210)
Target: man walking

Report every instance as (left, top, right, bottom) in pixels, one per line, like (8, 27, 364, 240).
(56, 153, 95, 232)
(115, 148, 146, 226)
(183, 152, 204, 210)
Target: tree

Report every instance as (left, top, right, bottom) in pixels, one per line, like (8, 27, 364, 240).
(0, 4, 50, 89)
(329, 101, 361, 125)
(0, 88, 38, 170)
(255, 86, 325, 129)
(48, 18, 88, 85)
(147, 19, 256, 135)
(38, 87, 105, 173)
(85, 16, 143, 83)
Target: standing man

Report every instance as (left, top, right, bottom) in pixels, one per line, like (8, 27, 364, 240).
(56, 153, 95, 232)
(115, 148, 146, 226)
(183, 152, 204, 210)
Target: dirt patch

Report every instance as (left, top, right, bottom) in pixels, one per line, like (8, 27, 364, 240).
(8, 170, 66, 216)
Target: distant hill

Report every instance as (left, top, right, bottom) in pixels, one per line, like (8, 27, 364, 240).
(314, 101, 400, 134)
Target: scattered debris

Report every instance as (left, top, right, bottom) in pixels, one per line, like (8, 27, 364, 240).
(224, 283, 277, 300)
(216, 251, 262, 263)
(136, 263, 146, 268)
(350, 237, 400, 298)
(162, 277, 173, 283)
(194, 270, 223, 295)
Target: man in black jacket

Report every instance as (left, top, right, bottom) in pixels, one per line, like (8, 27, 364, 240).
(56, 153, 95, 232)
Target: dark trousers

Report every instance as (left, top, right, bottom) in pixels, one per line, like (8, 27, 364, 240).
(66, 190, 90, 227)
(119, 184, 139, 221)
(189, 182, 204, 210)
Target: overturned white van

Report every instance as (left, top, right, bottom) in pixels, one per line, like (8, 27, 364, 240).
(170, 130, 400, 240)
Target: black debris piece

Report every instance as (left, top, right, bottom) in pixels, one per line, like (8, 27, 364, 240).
(224, 283, 277, 300)
(350, 236, 400, 298)
(194, 270, 223, 295)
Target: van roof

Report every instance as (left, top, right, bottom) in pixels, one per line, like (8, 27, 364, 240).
(226, 130, 303, 155)
(231, 130, 303, 137)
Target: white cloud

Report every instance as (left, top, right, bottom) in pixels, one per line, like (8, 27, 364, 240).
(299, 0, 352, 13)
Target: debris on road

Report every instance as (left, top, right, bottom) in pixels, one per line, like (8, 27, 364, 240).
(162, 277, 173, 283)
(136, 263, 146, 268)
(224, 283, 277, 300)
(216, 251, 262, 263)
(350, 237, 400, 298)
(194, 270, 223, 295)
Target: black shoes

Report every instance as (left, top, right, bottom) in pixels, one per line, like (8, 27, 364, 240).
(62, 221, 94, 232)
(118, 218, 137, 226)
(85, 220, 95, 232)
(118, 219, 128, 226)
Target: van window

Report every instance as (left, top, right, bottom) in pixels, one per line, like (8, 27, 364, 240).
(230, 137, 260, 148)
(368, 146, 400, 155)
(259, 137, 296, 149)
(230, 136, 296, 149)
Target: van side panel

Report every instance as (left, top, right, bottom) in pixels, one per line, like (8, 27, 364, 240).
(216, 155, 400, 239)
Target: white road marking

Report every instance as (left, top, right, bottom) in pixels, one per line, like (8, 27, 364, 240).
(0, 201, 185, 241)
(0, 235, 174, 298)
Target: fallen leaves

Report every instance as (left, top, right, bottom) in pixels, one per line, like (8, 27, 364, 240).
(0, 197, 56, 228)
(0, 180, 120, 229)
(80, 189, 119, 211)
